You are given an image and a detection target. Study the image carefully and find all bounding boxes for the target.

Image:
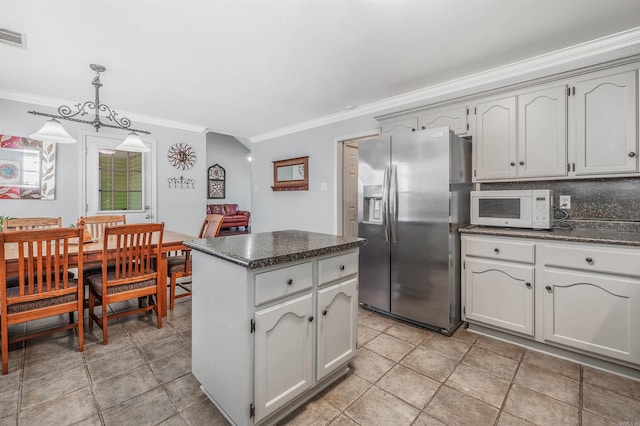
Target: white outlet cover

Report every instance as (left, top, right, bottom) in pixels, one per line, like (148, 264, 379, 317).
(559, 195, 571, 209)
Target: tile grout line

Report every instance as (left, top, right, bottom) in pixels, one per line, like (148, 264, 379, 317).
(578, 365, 583, 426)
(493, 347, 527, 426)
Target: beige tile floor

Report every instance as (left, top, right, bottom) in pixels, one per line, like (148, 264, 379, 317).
(1, 298, 640, 425)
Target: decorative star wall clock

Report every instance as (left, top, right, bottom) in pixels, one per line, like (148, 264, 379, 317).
(167, 143, 196, 170)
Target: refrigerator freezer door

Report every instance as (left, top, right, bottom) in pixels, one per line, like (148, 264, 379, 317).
(390, 129, 452, 329)
(358, 137, 391, 312)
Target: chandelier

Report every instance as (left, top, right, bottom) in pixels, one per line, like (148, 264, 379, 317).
(28, 64, 151, 152)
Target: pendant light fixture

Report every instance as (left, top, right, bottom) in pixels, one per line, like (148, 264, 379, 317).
(28, 64, 151, 152)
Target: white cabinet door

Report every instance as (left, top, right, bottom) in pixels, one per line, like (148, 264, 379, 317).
(464, 258, 534, 336)
(418, 105, 468, 135)
(517, 86, 568, 178)
(572, 70, 638, 175)
(543, 269, 640, 364)
(475, 96, 517, 180)
(317, 277, 358, 381)
(254, 293, 314, 422)
(380, 115, 418, 136)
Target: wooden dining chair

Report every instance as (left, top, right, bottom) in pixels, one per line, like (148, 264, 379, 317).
(167, 214, 224, 310)
(3, 217, 62, 231)
(0, 227, 85, 375)
(87, 223, 164, 344)
(80, 215, 126, 240)
(78, 215, 127, 281)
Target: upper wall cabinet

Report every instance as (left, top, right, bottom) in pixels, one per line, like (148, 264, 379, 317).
(474, 66, 639, 182)
(517, 86, 568, 179)
(571, 70, 637, 176)
(418, 105, 469, 135)
(378, 104, 469, 141)
(474, 96, 518, 180)
(475, 86, 567, 181)
(380, 116, 418, 137)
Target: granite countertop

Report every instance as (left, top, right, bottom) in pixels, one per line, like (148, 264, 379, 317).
(459, 222, 640, 246)
(184, 229, 367, 269)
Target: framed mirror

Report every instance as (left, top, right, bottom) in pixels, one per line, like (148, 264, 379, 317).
(0, 135, 56, 200)
(272, 156, 308, 191)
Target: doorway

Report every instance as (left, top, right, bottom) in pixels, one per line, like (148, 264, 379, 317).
(83, 133, 156, 223)
(339, 133, 378, 237)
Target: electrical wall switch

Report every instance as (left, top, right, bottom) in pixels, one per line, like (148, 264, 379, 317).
(559, 195, 571, 209)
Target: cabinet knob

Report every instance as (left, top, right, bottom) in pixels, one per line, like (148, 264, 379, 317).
(519, 161, 525, 166)
(629, 152, 636, 158)
(339, 265, 345, 271)
(322, 309, 328, 316)
(545, 285, 552, 292)
(421, 126, 426, 130)
(411, 128, 416, 132)
(525, 282, 532, 288)
(308, 316, 314, 322)
(585, 257, 593, 264)
(494, 248, 500, 254)
(510, 162, 516, 167)
(287, 279, 293, 285)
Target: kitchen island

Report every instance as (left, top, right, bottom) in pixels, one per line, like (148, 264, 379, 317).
(184, 230, 366, 426)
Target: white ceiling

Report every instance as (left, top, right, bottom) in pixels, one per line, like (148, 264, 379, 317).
(2, 1, 640, 142)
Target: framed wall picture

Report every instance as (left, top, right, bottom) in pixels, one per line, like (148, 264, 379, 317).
(208, 164, 225, 199)
(0, 135, 56, 200)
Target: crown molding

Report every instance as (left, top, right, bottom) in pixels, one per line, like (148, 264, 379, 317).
(250, 26, 640, 143)
(0, 88, 208, 134)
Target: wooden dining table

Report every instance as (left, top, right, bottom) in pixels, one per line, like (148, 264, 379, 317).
(3, 229, 196, 318)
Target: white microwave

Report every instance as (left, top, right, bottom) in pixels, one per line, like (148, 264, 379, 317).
(470, 190, 553, 230)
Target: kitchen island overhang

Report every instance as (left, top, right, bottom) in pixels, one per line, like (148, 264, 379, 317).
(184, 230, 366, 426)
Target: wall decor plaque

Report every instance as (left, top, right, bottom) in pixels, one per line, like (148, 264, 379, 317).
(167, 143, 196, 170)
(208, 164, 225, 199)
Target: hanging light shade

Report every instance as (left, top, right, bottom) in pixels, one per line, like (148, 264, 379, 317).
(28, 64, 151, 149)
(29, 118, 77, 144)
(116, 132, 150, 152)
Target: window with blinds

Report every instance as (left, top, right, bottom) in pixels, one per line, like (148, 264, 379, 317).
(98, 150, 143, 211)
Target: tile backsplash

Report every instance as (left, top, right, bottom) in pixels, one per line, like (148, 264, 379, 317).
(481, 177, 640, 222)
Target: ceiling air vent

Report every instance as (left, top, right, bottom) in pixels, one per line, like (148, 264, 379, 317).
(0, 28, 26, 48)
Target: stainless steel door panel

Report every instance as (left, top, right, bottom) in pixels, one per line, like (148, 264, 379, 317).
(390, 129, 452, 329)
(358, 137, 391, 311)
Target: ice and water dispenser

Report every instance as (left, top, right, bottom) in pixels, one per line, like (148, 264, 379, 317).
(363, 185, 383, 224)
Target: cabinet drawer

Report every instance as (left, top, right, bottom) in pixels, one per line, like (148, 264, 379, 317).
(318, 252, 358, 285)
(543, 245, 640, 277)
(254, 262, 313, 306)
(464, 237, 535, 263)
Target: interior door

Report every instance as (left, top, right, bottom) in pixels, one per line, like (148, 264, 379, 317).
(84, 133, 156, 223)
(342, 141, 359, 237)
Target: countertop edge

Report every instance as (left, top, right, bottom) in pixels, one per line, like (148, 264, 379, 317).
(458, 225, 640, 247)
(184, 239, 365, 269)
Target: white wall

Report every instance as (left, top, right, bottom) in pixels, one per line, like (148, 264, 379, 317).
(0, 99, 207, 236)
(250, 116, 378, 234)
(205, 132, 251, 212)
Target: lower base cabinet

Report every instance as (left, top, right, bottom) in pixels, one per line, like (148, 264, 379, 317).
(254, 293, 314, 422)
(543, 269, 640, 365)
(462, 234, 640, 369)
(317, 278, 358, 381)
(464, 258, 534, 336)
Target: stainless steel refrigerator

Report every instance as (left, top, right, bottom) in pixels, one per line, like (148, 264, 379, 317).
(358, 127, 472, 335)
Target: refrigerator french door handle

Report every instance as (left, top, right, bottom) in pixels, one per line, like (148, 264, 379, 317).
(382, 164, 390, 242)
(390, 163, 398, 243)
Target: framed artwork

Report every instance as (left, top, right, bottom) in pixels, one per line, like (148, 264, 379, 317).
(271, 156, 309, 191)
(208, 164, 225, 199)
(0, 135, 56, 200)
